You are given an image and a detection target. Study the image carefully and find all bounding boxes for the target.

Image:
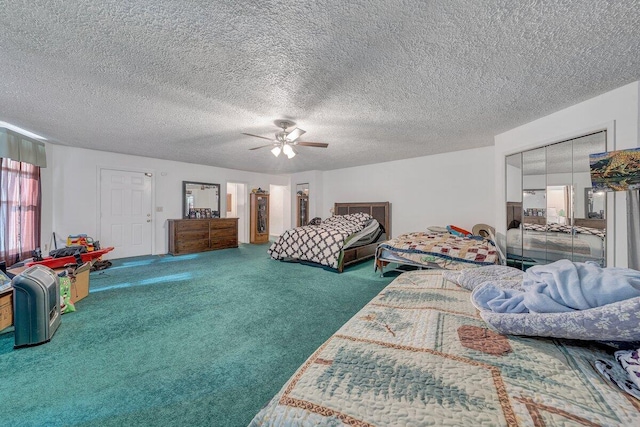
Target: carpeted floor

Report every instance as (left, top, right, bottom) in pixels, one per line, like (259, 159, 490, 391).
(0, 243, 395, 426)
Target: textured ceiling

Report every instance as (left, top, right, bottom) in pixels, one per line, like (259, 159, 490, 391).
(1, 1, 639, 174)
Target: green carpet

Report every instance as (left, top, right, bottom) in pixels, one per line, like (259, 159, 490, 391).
(0, 244, 395, 426)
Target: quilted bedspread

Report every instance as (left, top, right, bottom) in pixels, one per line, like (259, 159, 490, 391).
(377, 232, 498, 270)
(268, 212, 373, 269)
(249, 270, 640, 426)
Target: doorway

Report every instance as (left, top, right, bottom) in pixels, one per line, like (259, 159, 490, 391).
(227, 182, 248, 243)
(99, 168, 153, 259)
(269, 184, 287, 237)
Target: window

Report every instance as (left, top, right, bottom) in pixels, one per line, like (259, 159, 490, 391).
(0, 158, 41, 264)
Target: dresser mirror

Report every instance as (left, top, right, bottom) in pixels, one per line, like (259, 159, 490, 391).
(505, 131, 607, 270)
(183, 181, 220, 219)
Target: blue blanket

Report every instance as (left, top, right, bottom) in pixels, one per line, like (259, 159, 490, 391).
(472, 260, 640, 313)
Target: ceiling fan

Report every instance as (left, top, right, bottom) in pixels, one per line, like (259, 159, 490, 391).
(243, 120, 329, 159)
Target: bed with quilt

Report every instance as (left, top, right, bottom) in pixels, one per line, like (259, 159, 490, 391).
(506, 223, 605, 266)
(268, 202, 390, 273)
(249, 269, 640, 426)
(375, 230, 499, 275)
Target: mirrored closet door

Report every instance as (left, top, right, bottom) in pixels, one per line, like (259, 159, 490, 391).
(505, 131, 607, 270)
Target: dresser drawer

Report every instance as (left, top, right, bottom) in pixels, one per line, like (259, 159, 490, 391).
(176, 239, 209, 253)
(210, 228, 236, 239)
(211, 238, 238, 249)
(176, 230, 209, 241)
(175, 220, 209, 232)
(210, 219, 237, 230)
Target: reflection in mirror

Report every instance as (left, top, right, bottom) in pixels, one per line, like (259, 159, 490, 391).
(522, 189, 546, 224)
(504, 131, 607, 270)
(183, 181, 221, 219)
(585, 188, 605, 219)
(546, 186, 570, 225)
(296, 183, 309, 226)
(295, 183, 309, 196)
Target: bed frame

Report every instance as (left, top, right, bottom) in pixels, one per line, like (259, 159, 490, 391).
(334, 202, 391, 272)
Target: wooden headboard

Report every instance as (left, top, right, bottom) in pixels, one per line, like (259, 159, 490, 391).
(334, 202, 391, 239)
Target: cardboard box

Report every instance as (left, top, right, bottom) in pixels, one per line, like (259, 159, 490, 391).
(0, 291, 12, 331)
(66, 262, 91, 304)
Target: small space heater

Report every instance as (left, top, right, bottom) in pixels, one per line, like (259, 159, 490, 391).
(12, 265, 61, 349)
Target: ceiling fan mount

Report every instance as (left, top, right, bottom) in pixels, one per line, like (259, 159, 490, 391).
(274, 119, 295, 130)
(242, 120, 329, 159)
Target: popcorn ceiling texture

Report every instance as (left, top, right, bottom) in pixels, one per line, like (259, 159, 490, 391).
(0, 0, 639, 174)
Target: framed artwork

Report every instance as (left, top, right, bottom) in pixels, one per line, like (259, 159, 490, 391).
(590, 147, 640, 191)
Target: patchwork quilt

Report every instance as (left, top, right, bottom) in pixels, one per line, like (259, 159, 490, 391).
(268, 213, 374, 269)
(249, 270, 640, 426)
(377, 232, 498, 270)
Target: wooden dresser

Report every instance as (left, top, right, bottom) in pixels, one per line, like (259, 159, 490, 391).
(168, 218, 238, 255)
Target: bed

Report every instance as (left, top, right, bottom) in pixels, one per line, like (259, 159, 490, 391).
(249, 270, 640, 426)
(375, 230, 500, 276)
(268, 202, 391, 273)
(506, 223, 605, 266)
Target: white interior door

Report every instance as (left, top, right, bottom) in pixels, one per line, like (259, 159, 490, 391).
(100, 169, 153, 259)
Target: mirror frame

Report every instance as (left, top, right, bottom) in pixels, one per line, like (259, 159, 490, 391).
(182, 181, 221, 219)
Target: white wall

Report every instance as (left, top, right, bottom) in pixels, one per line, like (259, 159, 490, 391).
(322, 146, 496, 237)
(40, 144, 290, 256)
(269, 184, 287, 236)
(494, 81, 640, 267)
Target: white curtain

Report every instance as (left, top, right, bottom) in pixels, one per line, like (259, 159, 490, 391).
(0, 128, 47, 168)
(628, 189, 640, 270)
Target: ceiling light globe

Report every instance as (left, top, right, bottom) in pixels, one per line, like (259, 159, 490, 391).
(271, 146, 281, 157)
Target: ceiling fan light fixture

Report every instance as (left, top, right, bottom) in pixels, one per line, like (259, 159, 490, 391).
(283, 143, 295, 159)
(271, 146, 281, 157)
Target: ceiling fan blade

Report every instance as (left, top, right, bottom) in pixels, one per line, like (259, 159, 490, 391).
(249, 143, 276, 151)
(286, 127, 306, 142)
(241, 132, 273, 141)
(295, 142, 329, 148)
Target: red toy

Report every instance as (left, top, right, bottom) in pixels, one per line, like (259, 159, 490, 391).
(25, 247, 114, 269)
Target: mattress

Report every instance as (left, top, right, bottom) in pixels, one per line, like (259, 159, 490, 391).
(249, 270, 640, 426)
(343, 219, 383, 250)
